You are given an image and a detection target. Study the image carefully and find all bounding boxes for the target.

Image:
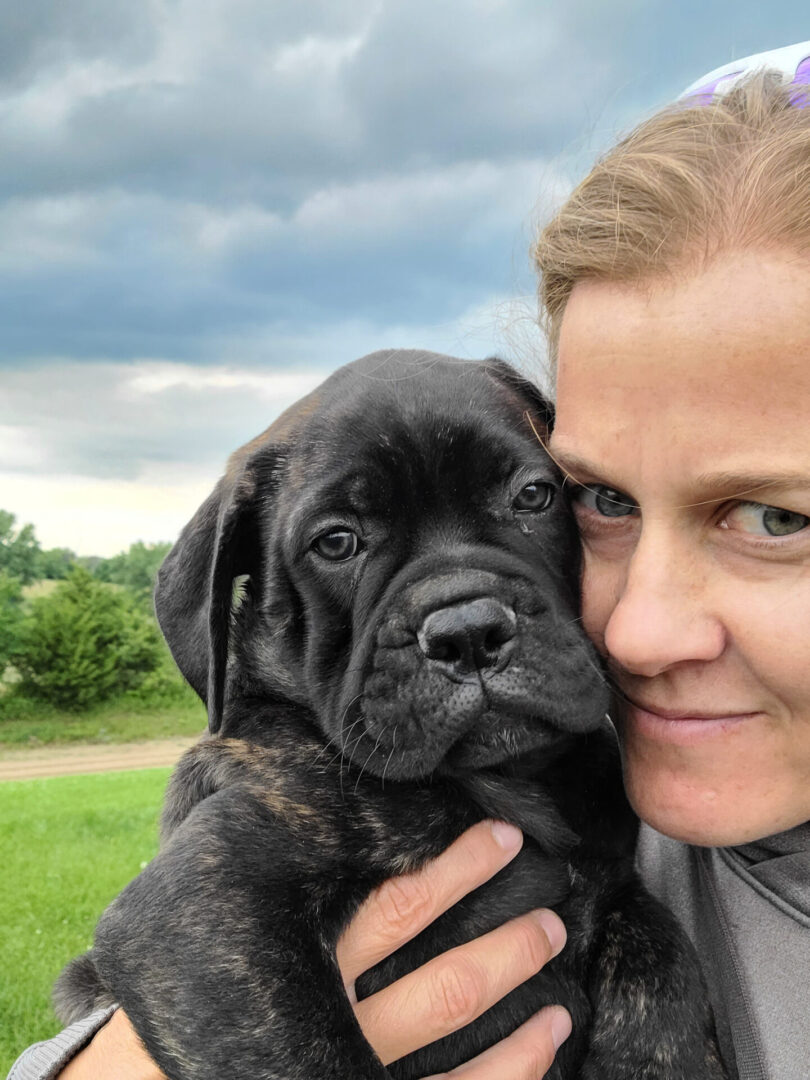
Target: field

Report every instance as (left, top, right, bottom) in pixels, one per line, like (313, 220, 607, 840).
(0, 768, 170, 1074)
(20, 580, 61, 601)
(0, 692, 205, 749)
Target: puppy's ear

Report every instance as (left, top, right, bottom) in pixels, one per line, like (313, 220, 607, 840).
(483, 357, 555, 434)
(154, 457, 265, 734)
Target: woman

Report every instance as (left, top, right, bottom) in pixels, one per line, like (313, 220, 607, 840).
(10, 42, 810, 1080)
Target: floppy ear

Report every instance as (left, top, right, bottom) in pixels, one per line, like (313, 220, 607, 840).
(483, 356, 555, 434)
(154, 461, 263, 735)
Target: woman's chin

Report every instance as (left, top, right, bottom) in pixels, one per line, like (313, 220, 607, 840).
(619, 733, 806, 847)
(625, 780, 755, 847)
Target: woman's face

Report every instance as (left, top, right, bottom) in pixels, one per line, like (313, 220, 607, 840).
(549, 251, 810, 846)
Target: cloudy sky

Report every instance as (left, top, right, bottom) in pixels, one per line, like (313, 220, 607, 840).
(2, 1, 808, 556)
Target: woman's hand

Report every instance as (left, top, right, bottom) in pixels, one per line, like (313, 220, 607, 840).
(58, 1008, 167, 1079)
(337, 819, 572, 1078)
(58, 821, 569, 1080)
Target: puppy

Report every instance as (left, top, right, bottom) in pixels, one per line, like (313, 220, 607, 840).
(55, 350, 726, 1080)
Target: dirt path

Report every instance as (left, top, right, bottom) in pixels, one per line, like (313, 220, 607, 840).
(0, 736, 199, 782)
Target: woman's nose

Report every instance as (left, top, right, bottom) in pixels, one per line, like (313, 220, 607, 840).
(597, 532, 727, 678)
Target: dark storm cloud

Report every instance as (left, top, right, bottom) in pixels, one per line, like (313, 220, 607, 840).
(1, 0, 807, 373)
(0, 0, 158, 90)
(0, 0, 808, 473)
(2, 1, 805, 205)
(0, 156, 556, 363)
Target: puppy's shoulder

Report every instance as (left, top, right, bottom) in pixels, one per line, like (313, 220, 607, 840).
(161, 730, 317, 835)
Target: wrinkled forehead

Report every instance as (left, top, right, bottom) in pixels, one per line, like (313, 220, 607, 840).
(281, 362, 554, 510)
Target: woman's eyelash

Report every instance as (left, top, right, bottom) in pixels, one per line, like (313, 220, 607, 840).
(569, 483, 639, 514)
(722, 500, 810, 538)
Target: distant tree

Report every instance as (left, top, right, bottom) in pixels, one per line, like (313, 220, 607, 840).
(0, 510, 41, 584)
(15, 567, 164, 710)
(36, 546, 78, 580)
(0, 571, 23, 672)
(95, 541, 172, 594)
(77, 554, 104, 575)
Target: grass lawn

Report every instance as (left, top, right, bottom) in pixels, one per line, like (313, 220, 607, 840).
(0, 693, 206, 749)
(0, 768, 170, 1074)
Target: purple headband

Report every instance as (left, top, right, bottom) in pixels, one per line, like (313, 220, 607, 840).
(679, 41, 810, 108)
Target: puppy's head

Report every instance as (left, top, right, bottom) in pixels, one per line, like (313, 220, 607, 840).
(156, 350, 608, 779)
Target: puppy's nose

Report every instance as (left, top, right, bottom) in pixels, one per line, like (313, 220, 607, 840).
(417, 598, 517, 676)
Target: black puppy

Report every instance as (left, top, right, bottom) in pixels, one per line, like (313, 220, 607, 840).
(56, 350, 725, 1080)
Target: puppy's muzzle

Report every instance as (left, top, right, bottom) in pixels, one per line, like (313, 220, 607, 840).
(417, 598, 517, 682)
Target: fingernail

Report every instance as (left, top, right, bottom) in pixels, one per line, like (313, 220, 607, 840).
(550, 1007, 572, 1050)
(489, 820, 523, 851)
(532, 908, 567, 958)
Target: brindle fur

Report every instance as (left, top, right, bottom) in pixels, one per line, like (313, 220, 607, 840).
(54, 350, 727, 1080)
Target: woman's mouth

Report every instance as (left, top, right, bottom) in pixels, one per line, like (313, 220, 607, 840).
(621, 698, 763, 746)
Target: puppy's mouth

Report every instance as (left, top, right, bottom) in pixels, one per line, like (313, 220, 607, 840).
(344, 679, 574, 783)
(440, 714, 563, 773)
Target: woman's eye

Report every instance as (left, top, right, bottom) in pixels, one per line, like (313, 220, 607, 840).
(722, 501, 810, 538)
(513, 481, 555, 513)
(573, 484, 638, 518)
(312, 529, 360, 561)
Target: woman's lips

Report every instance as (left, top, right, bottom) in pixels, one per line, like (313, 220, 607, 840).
(622, 699, 762, 746)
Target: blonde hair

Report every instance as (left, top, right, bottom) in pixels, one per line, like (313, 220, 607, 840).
(533, 72, 810, 364)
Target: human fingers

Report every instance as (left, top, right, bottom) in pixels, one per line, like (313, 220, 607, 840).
(353, 905, 567, 1066)
(420, 1005, 572, 1080)
(337, 819, 525, 990)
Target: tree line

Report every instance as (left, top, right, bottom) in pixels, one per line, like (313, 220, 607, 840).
(0, 508, 171, 587)
(0, 510, 183, 713)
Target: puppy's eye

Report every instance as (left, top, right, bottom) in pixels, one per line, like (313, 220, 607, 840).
(312, 529, 360, 562)
(513, 481, 554, 513)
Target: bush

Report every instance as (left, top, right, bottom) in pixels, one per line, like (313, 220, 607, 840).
(14, 567, 165, 711)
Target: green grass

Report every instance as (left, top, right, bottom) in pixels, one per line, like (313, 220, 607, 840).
(0, 691, 206, 749)
(0, 768, 171, 1074)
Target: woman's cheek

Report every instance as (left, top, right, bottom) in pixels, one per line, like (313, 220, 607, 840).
(579, 546, 617, 656)
(574, 511, 639, 656)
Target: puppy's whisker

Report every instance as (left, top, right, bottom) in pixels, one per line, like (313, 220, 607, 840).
(578, 648, 612, 691)
(340, 698, 364, 729)
(338, 704, 364, 749)
(330, 709, 364, 776)
(353, 726, 387, 796)
(381, 727, 397, 791)
(311, 726, 346, 766)
(339, 725, 368, 801)
(327, 705, 364, 800)
(325, 730, 365, 774)
(560, 614, 586, 629)
(346, 722, 369, 773)
(604, 678, 638, 712)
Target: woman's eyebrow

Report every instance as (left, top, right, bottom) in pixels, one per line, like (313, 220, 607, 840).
(548, 447, 810, 501)
(543, 447, 604, 482)
(690, 470, 810, 498)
